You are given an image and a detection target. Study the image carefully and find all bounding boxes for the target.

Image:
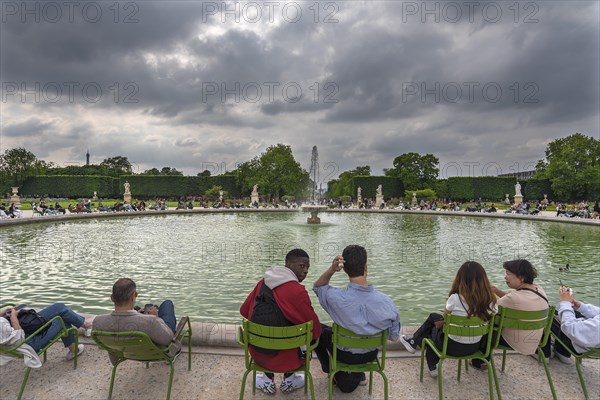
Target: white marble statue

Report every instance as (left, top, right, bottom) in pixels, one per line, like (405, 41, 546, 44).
(515, 181, 522, 196)
(124, 181, 131, 194)
(252, 185, 258, 196)
(376, 185, 382, 196)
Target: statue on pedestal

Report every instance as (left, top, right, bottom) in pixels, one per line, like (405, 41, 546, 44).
(123, 181, 132, 203)
(375, 185, 384, 208)
(514, 181, 523, 205)
(251, 184, 259, 205)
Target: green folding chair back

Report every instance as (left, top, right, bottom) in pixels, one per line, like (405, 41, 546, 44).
(419, 313, 495, 400)
(490, 305, 556, 400)
(551, 333, 600, 399)
(329, 323, 388, 400)
(0, 303, 79, 400)
(237, 319, 317, 400)
(92, 316, 192, 400)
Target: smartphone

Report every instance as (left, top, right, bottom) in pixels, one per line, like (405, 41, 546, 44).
(5, 304, 26, 316)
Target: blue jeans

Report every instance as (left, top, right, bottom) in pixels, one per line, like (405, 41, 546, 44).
(26, 303, 85, 352)
(158, 300, 176, 334)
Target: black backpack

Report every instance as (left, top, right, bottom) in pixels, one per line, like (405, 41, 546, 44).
(17, 309, 50, 336)
(250, 282, 292, 355)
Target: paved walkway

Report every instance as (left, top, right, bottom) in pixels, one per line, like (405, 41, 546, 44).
(1, 337, 599, 400)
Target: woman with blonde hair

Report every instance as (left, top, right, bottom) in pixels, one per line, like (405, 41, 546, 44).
(400, 261, 497, 376)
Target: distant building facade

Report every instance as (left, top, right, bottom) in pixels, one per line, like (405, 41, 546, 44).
(498, 170, 536, 180)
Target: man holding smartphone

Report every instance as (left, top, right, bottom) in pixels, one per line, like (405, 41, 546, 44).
(543, 285, 600, 363)
(93, 278, 180, 364)
(313, 245, 401, 394)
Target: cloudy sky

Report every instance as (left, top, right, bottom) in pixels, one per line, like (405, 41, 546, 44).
(1, 1, 598, 183)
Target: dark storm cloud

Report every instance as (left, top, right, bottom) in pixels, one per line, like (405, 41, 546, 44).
(2, 118, 55, 137)
(1, 1, 598, 177)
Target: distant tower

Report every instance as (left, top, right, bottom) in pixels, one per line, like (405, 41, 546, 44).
(86, 149, 90, 165)
(310, 146, 319, 202)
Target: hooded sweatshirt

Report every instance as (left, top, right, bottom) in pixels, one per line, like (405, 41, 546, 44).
(240, 266, 321, 373)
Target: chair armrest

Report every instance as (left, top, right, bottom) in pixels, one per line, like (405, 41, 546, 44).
(236, 326, 244, 346)
(4, 315, 66, 352)
(308, 338, 319, 352)
(174, 316, 190, 341)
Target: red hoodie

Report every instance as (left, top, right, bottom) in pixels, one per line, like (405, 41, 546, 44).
(240, 267, 321, 372)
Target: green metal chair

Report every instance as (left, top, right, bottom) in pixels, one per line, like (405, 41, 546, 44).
(551, 331, 600, 399)
(419, 314, 496, 400)
(0, 303, 79, 400)
(329, 323, 388, 400)
(92, 316, 192, 400)
(490, 305, 556, 400)
(237, 319, 318, 400)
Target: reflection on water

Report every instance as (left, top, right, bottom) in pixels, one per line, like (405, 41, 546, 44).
(1, 212, 599, 324)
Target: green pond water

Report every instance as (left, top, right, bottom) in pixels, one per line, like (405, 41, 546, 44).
(1, 212, 598, 325)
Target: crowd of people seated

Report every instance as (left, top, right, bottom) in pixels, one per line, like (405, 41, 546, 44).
(3, 196, 600, 222)
(556, 201, 600, 219)
(1, 253, 598, 398)
(0, 203, 22, 219)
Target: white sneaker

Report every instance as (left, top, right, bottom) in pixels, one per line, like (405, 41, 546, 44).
(66, 344, 84, 361)
(255, 373, 276, 395)
(280, 372, 305, 393)
(530, 353, 550, 363)
(429, 366, 438, 378)
(555, 352, 573, 364)
(400, 335, 417, 354)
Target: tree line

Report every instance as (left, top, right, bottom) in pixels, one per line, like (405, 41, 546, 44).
(1, 133, 598, 201)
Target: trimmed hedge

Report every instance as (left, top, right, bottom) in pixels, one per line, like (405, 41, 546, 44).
(20, 175, 240, 198)
(447, 176, 516, 201)
(352, 176, 404, 198)
(21, 175, 118, 198)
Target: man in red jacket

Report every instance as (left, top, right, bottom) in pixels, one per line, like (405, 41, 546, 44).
(240, 248, 321, 395)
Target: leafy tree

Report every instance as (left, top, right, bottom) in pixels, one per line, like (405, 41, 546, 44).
(328, 165, 371, 198)
(205, 185, 226, 201)
(0, 147, 50, 192)
(234, 144, 310, 200)
(535, 133, 600, 200)
(100, 156, 132, 175)
(160, 167, 183, 176)
(385, 152, 439, 190)
(143, 168, 161, 175)
(198, 170, 211, 177)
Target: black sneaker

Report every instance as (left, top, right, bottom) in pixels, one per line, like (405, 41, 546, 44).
(400, 335, 417, 354)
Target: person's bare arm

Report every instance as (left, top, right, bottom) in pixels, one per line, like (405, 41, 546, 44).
(314, 255, 344, 288)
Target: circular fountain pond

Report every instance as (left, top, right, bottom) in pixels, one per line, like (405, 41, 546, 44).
(1, 211, 598, 324)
